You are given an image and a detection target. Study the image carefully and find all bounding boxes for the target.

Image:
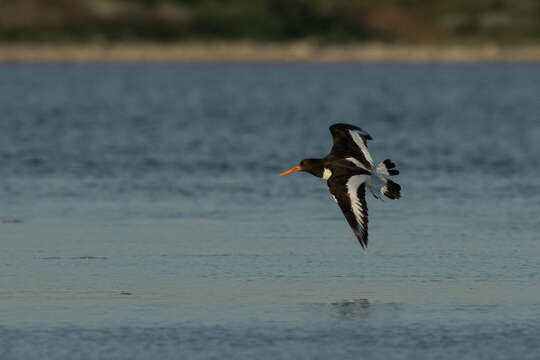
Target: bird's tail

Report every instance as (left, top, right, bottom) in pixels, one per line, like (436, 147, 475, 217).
(381, 179, 401, 199)
(376, 159, 399, 176)
(376, 159, 401, 200)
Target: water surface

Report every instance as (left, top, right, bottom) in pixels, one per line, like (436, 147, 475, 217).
(1, 63, 540, 359)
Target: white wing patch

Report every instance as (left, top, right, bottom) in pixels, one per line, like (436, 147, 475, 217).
(349, 130, 373, 168)
(346, 157, 369, 171)
(346, 175, 368, 231)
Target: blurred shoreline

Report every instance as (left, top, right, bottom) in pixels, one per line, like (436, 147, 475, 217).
(2, 42, 540, 63)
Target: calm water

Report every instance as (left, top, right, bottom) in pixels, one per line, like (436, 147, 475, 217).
(1, 63, 540, 359)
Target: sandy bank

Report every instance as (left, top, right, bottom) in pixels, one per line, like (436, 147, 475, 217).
(1, 43, 540, 62)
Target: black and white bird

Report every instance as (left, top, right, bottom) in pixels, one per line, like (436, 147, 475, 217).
(278, 123, 401, 248)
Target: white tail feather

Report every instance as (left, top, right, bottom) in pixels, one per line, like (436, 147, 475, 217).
(376, 161, 389, 176)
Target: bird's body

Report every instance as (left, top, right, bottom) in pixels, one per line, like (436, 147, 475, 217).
(279, 123, 401, 248)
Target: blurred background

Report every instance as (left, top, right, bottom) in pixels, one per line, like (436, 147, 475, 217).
(1, 0, 539, 43)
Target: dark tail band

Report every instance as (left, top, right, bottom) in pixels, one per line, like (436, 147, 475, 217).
(383, 159, 400, 176)
(383, 179, 401, 199)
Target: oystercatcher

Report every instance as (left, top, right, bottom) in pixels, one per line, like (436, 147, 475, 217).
(279, 123, 401, 248)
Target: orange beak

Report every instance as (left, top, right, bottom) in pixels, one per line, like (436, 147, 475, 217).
(278, 165, 302, 177)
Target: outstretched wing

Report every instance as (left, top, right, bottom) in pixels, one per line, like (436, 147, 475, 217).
(328, 174, 369, 248)
(328, 123, 373, 170)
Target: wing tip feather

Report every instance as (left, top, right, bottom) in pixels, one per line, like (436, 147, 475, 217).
(355, 229, 368, 249)
(329, 123, 373, 140)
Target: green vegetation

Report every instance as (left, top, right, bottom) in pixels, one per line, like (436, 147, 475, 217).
(1, 0, 539, 43)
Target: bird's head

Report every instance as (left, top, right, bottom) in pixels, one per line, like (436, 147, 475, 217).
(278, 158, 324, 178)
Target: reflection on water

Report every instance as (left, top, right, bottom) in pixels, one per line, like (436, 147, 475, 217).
(332, 298, 370, 319)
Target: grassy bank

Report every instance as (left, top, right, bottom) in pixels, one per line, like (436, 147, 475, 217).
(2, 42, 540, 62)
(3, 0, 540, 44)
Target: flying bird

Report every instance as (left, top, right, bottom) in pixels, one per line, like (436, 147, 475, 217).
(279, 123, 401, 248)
